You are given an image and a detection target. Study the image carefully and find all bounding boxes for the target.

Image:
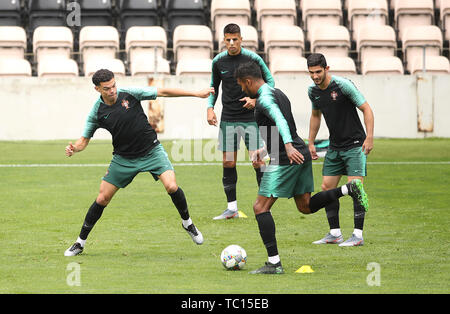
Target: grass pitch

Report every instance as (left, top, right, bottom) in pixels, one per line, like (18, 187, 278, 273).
(0, 139, 449, 294)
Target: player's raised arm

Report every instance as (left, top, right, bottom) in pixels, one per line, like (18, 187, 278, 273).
(65, 137, 90, 157)
(157, 87, 214, 98)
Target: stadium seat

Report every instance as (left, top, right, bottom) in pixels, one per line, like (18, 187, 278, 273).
(125, 26, 167, 63)
(118, 0, 159, 34)
(218, 25, 258, 52)
(301, 0, 342, 41)
(84, 58, 125, 77)
(264, 25, 304, 65)
(79, 26, 120, 64)
(269, 56, 308, 75)
(32, 26, 73, 63)
(0, 26, 27, 59)
(0, 0, 22, 26)
(356, 24, 397, 66)
(402, 25, 443, 73)
(172, 25, 213, 62)
(210, 0, 251, 43)
(409, 55, 450, 74)
(77, 0, 113, 27)
(347, 0, 388, 41)
(125, 26, 170, 76)
(37, 57, 79, 77)
(256, 0, 297, 41)
(310, 25, 351, 58)
(28, 0, 67, 32)
(326, 57, 357, 75)
(0, 58, 32, 76)
(166, 0, 206, 38)
(130, 56, 171, 76)
(394, 0, 434, 39)
(175, 58, 212, 76)
(441, 0, 450, 41)
(361, 56, 404, 75)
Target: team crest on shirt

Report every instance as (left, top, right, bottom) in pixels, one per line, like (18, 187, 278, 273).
(331, 91, 338, 101)
(121, 99, 130, 110)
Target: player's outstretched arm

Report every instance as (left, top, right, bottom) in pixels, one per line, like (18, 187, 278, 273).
(65, 137, 90, 157)
(157, 87, 215, 98)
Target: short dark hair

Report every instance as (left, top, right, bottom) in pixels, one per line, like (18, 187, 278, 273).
(307, 53, 327, 68)
(223, 23, 241, 35)
(234, 62, 262, 80)
(92, 69, 114, 86)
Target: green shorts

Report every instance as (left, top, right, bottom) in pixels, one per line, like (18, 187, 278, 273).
(218, 121, 264, 152)
(258, 160, 314, 198)
(323, 146, 367, 177)
(103, 144, 174, 188)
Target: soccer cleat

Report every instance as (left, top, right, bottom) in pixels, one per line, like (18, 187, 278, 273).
(347, 179, 369, 212)
(339, 234, 364, 247)
(64, 242, 84, 256)
(249, 262, 284, 274)
(213, 209, 239, 220)
(312, 232, 344, 244)
(183, 223, 204, 245)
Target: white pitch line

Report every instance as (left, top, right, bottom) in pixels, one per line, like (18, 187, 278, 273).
(0, 161, 450, 168)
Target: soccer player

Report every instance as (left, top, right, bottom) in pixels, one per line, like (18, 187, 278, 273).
(234, 62, 369, 274)
(307, 53, 374, 247)
(207, 23, 275, 220)
(64, 69, 214, 256)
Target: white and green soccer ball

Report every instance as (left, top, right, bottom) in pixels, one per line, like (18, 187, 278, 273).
(220, 245, 247, 270)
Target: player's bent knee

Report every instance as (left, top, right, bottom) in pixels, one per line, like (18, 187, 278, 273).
(253, 202, 264, 215)
(297, 206, 312, 215)
(164, 182, 178, 194)
(96, 194, 112, 206)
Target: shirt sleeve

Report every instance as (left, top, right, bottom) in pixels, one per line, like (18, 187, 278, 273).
(120, 87, 158, 101)
(207, 59, 221, 108)
(258, 89, 293, 144)
(244, 49, 275, 88)
(307, 85, 319, 110)
(256, 55, 274, 88)
(335, 77, 366, 107)
(82, 101, 100, 138)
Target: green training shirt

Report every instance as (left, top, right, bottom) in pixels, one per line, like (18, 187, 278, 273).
(208, 47, 275, 122)
(82, 87, 159, 159)
(256, 83, 310, 165)
(308, 76, 367, 151)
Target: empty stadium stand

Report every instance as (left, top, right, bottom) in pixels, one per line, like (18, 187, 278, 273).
(0, 25, 27, 59)
(118, 0, 159, 36)
(76, 0, 114, 27)
(0, 0, 22, 27)
(269, 55, 308, 75)
(166, 0, 206, 40)
(264, 24, 304, 65)
(27, 0, 67, 33)
(0, 0, 448, 76)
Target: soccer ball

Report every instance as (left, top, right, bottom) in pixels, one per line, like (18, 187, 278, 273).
(220, 245, 247, 270)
